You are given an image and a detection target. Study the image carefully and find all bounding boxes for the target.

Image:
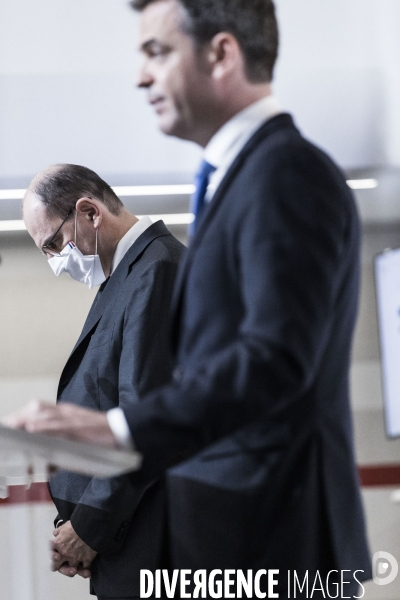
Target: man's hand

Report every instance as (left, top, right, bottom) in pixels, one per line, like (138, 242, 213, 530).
(51, 521, 97, 578)
(1, 400, 118, 447)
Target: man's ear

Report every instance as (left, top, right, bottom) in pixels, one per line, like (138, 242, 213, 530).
(75, 197, 102, 229)
(207, 32, 243, 81)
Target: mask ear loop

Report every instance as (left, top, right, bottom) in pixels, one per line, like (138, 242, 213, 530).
(74, 210, 78, 245)
(91, 226, 100, 287)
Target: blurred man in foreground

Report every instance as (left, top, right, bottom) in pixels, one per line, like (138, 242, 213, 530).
(5, 1, 371, 596)
(21, 164, 185, 600)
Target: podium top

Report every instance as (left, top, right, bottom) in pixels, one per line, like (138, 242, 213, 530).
(0, 425, 142, 480)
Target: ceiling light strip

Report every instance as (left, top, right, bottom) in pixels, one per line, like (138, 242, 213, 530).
(0, 184, 196, 201)
(0, 213, 194, 232)
(0, 189, 27, 200)
(113, 184, 195, 196)
(0, 179, 380, 202)
(346, 179, 378, 190)
(0, 220, 27, 232)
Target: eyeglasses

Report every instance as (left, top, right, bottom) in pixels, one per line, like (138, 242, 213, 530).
(41, 208, 75, 258)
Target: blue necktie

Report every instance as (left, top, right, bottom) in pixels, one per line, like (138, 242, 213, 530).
(190, 160, 216, 236)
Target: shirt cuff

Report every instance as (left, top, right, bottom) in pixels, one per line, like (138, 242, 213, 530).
(106, 407, 135, 450)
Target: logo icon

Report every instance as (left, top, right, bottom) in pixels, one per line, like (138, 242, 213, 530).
(372, 551, 398, 586)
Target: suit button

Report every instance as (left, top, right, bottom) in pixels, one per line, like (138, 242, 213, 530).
(173, 365, 183, 382)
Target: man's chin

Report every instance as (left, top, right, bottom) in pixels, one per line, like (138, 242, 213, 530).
(158, 117, 178, 137)
(158, 118, 189, 141)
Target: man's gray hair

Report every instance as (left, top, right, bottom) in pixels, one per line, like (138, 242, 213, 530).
(32, 164, 123, 219)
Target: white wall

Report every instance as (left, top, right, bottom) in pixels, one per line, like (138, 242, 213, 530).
(0, 0, 400, 187)
(0, 504, 92, 600)
(0, 0, 202, 185)
(274, 0, 400, 167)
(275, 0, 382, 167)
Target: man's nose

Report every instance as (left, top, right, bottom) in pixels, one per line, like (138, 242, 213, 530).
(137, 63, 153, 88)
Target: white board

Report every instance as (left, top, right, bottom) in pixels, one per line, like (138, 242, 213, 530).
(375, 248, 400, 437)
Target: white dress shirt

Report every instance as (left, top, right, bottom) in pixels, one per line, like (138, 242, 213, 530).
(108, 97, 282, 450)
(204, 95, 281, 201)
(111, 215, 153, 274)
(105, 216, 153, 449)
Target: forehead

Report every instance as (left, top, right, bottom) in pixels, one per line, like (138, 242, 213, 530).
(23, 192, 61, 248)
(139, 0, 189, 45)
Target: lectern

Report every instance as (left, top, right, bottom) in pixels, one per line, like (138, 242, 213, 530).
(0, 424, 142, 498)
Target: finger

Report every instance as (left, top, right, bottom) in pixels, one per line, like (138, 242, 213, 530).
(58, 565, 78, 578)
(53, 528, 60, 537)
(50, 559, 67, 572)
(50, 539, 58, 551)
(77, 567, 92, 579)
(17, 401, 67, 435)
(29, 399, 52, 412)
(26, 423, 70, 436)
(1, 408, 32, 428)
(2, 399, 53, 429)
(66, 559, 81, 569)
(52, 551, 63, 562)
(25, 418, 72, 437)
(1, 412, 28, 429)
(26, 403, 117, 446)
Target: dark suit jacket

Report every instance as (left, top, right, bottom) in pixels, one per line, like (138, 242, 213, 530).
(49, 221, 185, 597)
(123, 115, 372, 596)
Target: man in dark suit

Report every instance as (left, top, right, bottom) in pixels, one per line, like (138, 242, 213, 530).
(6, 1, 372, 596)
(21, 164, 185, 600)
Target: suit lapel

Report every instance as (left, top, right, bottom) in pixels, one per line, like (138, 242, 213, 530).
(59, 221, 171, 393)
(74, 220, 171, 350)
(170, 113, 297, 326)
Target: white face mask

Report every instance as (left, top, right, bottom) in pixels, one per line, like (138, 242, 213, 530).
(48, 215, 106, 289)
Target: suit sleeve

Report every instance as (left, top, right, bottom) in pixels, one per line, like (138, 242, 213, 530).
(123, 142, 359, 481)
(69, 258, 179, 554)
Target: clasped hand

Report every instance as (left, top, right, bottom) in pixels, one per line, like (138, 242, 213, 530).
(51, 520, 97, 579)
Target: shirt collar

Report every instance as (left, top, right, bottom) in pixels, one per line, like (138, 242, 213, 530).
(204, 95, 282, 170)
(111, 215, 153, 274)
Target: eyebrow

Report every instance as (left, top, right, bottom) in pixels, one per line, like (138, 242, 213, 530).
(141, 38, 170, 53)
